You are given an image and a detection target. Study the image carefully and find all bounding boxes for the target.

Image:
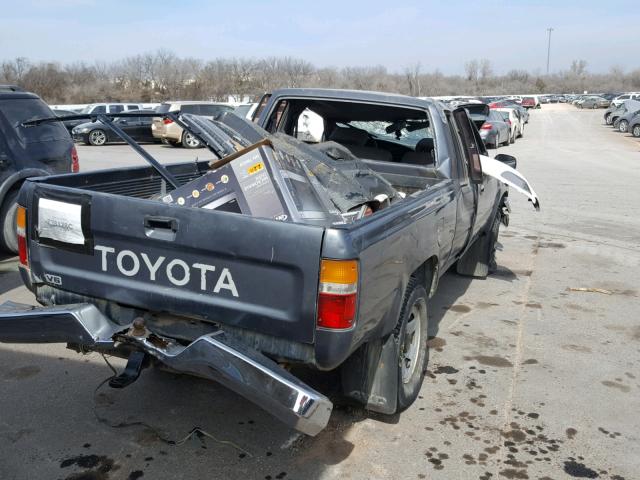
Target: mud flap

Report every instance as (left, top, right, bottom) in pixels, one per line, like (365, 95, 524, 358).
(341, 333, 399, 414)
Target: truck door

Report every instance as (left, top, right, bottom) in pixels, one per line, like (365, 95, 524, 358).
(448, 108, 495, 257)
(445, 110, 475, 255)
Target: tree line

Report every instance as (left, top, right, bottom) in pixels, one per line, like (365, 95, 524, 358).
(2, 51, 639, 104)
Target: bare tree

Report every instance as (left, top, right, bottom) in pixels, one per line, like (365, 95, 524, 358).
(403, 63, 421, 96)
(479, 59, 493, 82)
(1, 50, 636, 104)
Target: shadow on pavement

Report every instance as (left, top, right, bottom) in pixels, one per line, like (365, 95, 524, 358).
(0, 346, 361, 480)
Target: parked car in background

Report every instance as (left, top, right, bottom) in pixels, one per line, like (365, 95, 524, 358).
(521, 96, 539, 109)
(604, 103, 620, 125)
(607, 100, 640, 127)
(629, 113, 640, 138)
(152, 101, 235, 148)
(611, 93, 640, 108)
(80, 103, 144, 115)
(72, 110, 156, 145)
(0, 85, 77, 253)
(579, 96, 610, 109)
(489, 101, 529, 124)
(53, 109, 85, 132)
(479, 110, 511, 148)
(233, 103, 258, 120)
(613, 107, 640, 133)
(494, 108, 524, 140)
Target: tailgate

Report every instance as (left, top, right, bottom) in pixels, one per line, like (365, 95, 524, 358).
(25, 184, 324, 343)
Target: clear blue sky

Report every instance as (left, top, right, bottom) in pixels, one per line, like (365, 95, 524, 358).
(1, 0, 638, 74)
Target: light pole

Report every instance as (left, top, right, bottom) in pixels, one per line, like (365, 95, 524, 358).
(546, 27, 554, 75)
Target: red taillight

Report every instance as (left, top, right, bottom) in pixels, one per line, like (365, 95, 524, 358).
(481, 123, 493, 130)
(16, 205, 28, 267)
(317, 293, 357, 329)
(18, 236, 28, 266)
(506, 120, 512, 126)
(163, 118, 173, 125)
(317, 259, 358, 330)
(71, 145, 79, 173)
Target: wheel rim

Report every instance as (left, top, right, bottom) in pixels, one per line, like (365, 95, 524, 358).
(90, 130, 106, 145)
(620, 121, 627, 132)
(401, 301, 423, 384)
(633, 126, 640, 137)
(184, 133, 200, 147)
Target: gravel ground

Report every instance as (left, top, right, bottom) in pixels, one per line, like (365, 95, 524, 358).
(0, 104, 638, 480)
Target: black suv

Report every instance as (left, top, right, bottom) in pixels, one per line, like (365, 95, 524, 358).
(0, 85, 78, 253)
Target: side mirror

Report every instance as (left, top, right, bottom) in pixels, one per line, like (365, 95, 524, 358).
(494, 153, 517, 170)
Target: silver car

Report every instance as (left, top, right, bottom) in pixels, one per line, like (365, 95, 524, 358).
(579, 96, 610, 109)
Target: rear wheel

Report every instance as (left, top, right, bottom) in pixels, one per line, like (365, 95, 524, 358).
(618, 120, 629, 133)
(0, 190, 19, 254)
(396, 283, 429, 411)
(502, 132, 510, 146)
(182, 131, 201, 149)
(632, 125, 640, 138)
(605, 114, 612, 125)
(509, 130, 515, 144)
(88, 129, 107, 146)
(592, 104, 598, 109)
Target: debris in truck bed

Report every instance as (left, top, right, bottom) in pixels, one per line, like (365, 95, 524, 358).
(161, 113, 401, 225)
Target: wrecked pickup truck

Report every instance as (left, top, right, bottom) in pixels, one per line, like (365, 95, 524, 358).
(0, 89, 539, 436)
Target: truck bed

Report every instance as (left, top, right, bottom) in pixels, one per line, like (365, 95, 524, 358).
(20, 161, 326, 345)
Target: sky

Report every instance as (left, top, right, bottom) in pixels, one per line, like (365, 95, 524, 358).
(0, 0, 638, 75)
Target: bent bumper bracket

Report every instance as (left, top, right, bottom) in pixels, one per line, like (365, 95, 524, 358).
(0, 301, 332, 436)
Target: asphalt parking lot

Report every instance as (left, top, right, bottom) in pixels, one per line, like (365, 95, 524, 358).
(0, 104, 638, 480)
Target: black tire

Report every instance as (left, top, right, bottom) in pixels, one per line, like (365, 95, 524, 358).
(396, 282, 429, 411)
(181, 130, 201, 149)
(502, 132, 510, 147)
(0, 190, 19, 254)
(632, 125, 640, 138)
(592, 104, 598, 109)
(509, 131, 515, 144)
(618, 120, 628, 133)
(88, 129, 107, 146)
(605, 114, 612, 125)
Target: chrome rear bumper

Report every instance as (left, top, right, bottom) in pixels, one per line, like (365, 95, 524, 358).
(0, 301, 332, 436)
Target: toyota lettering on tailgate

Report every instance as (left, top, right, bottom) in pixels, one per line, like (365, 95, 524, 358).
(94, 245, 239, 297)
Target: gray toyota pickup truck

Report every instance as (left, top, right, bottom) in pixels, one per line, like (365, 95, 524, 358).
(0, 89, 538, 436)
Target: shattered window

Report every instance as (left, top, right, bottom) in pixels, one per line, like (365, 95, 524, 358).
(346, 120, 432, 148)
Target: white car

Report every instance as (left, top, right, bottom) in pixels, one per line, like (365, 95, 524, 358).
(493, 108, 523, 142)
(611, 93, 640, 108)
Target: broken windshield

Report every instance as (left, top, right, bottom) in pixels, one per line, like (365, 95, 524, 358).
(345, 120, 432, 148)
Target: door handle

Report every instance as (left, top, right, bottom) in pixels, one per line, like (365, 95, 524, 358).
(144, 216, 178, 240)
